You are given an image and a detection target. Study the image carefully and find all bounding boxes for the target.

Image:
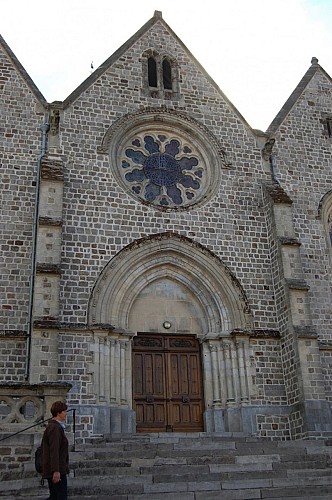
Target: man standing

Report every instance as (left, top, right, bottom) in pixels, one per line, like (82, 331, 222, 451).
(41, 401, 69, 500)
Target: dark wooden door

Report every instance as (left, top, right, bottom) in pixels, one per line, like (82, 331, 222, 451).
(133, 334, 204, 432)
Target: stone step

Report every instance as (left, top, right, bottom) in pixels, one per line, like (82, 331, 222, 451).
(71, 451, 330, 467)
(71, 454, 330, 474)
(1, 434, 331, 498)
(75, 437, 332, 455)
(2, 470, 332, 498)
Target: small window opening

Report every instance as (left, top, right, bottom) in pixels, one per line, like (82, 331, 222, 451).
(148, 57, 157, 87)
(162, 59, 172, 90)
(327, 118, 332, 138)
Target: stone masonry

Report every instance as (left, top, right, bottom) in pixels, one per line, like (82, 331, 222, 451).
(0, 11, 331, 442)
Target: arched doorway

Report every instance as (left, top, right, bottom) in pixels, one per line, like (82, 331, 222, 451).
(128, 274, 206, 432)
(133, 333, 204, 432)
(88, 232, 253, 433)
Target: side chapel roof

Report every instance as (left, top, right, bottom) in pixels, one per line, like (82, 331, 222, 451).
(0, 34, 48, 108)
(266, 57, 332, 136)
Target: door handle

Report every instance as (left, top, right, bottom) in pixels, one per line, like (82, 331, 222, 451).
(182, 395, 190, 403)
(146, 396, 154, 403)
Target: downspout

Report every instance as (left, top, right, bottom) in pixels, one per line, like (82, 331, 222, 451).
(270, 153, 277, 182)
(25, 115, 50, 380)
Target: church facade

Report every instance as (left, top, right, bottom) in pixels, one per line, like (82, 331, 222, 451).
(1, 11, 332, 440)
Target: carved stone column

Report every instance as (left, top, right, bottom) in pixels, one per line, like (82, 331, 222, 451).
(223, 340, 235, 405)
(203, 334, 252, 432)
(235, 339, 250, 404)
(209, 342, 221, 407)
(87, 327, 136, 434)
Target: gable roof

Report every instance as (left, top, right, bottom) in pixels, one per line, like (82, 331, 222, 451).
(62, 11, 254, 133)
(0, 34, 48, 108)
(266, 57, 332, 136)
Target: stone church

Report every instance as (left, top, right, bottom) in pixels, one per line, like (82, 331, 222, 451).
(1, 11, 332, 441)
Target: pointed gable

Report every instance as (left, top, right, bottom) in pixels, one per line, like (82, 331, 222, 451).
(62, 11, 253, 133)
(0, 34, 47, 108)
(267, 58, 332, 136)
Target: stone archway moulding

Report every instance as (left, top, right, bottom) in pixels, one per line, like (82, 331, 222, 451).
(98, 107, 232, 211)
(88, 232, 252, 338)
(318, 189, 332, 269)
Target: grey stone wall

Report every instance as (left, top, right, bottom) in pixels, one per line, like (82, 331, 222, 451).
(1, 15, 331, 438)
(0, 40, 47, 334)
(0, 334, 26, 382)
(271, 69, 332, 343)
(250, 338, 287, 406)
(57, 19, 276, 331)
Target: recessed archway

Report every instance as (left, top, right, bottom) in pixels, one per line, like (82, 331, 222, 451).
(88, 232, 252, 337)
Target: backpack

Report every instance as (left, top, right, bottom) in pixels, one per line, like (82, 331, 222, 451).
(35, 445, 45, 485)
(34, 445, 42, 473)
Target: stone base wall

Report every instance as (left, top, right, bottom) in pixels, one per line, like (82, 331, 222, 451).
(0, 433, 37, 480)
(256, 414, 291, 440)
(321, 347, 332, 401)
(0, 335, 27, 382)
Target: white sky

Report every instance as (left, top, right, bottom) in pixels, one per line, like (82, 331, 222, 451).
(1, 0, 332, 131)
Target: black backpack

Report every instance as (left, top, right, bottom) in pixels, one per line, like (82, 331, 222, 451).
(34, 445, 45, 485)
(34, 445, 42, 473)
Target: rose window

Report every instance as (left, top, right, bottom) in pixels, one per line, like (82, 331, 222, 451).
(120, 133, 205, 208)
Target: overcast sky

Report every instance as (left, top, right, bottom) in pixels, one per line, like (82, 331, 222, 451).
(1, 0, 332, 131)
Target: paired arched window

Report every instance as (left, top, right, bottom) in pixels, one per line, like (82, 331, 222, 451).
(148, 57, 157, 87)
(145, 53, 176, 94)
(162, 59, 172, 90)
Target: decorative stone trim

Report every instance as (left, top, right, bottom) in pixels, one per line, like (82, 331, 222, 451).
(265, 181, 293, 204)
(0, 382, 72, 427)
(0, 330, 27, 338)
(99, 107, 230, 165)
(88, 232, 252, 333)
(278, 237, 301, 246)
(41, 157, 64, 180)
(36, 263, 61, 274)
(32, 321, 121, 332)
(231, 329, 281, 339)
(317, 188, 332, 219)
(38, 217, 63, 226)
(285, 279, 310, 290)
(98, 108, 231, 211)
(294, 326, 318, 338)
(318, 340, 332, 350)
(33, 317, 60, 328)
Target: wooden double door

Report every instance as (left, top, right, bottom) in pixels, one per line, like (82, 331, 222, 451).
(133, 333, 204, 432)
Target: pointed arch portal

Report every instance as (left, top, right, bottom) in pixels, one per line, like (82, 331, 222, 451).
(88, 233, 253, 433)
(89, 232, 251, 334)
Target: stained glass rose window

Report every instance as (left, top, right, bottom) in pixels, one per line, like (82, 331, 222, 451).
(103, 110, 224, 211)
(120, 132, 205, 208)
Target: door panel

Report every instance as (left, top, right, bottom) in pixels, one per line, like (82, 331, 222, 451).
(133, 349, 167, 431)
(133, 334, 204, 432)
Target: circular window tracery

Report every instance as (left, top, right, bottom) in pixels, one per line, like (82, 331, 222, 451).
(121, 132, 204, 207)
(104, 110, 224, 211)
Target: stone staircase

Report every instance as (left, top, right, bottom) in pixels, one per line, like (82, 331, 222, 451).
(2, 432, 332, 499)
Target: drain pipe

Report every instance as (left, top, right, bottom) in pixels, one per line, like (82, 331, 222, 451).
(270, 153, 277, 182)
(25, 115, 50, 380)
